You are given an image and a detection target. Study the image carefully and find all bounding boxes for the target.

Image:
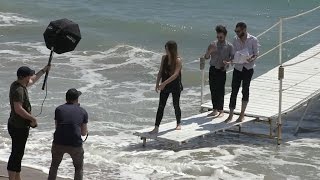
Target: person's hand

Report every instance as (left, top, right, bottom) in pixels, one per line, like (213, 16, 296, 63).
(247, 55, 256, 62)
(155, 84, 160, 93)
(159, 83, 166, 91)
(208, 44, 216, 54)
(223, 60, 232, 65)
(30, 118, 38, 128)
(42, 65, 51, 73)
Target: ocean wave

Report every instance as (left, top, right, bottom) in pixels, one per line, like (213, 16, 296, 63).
(0, 12, 37, 26)
(1, 41, 320, 180)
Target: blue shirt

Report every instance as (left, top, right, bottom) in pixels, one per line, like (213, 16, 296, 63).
(53, 103, 88, 147)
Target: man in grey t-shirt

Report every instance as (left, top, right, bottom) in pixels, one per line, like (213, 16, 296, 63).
(203, 25, 234, 117)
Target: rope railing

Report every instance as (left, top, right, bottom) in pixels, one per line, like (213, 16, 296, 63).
(255, 5, 320, 39)
(256, 21, 281, 38)
(257, 24, 320, 60)
(283, 5, 320, 20)
(282, 51, 320, 67)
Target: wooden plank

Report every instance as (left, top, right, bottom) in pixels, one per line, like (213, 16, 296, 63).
(133, 112, 257, 144)
(249, 86, 317, 95)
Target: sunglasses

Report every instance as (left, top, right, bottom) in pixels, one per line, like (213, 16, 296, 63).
(217, 36, 224, 39)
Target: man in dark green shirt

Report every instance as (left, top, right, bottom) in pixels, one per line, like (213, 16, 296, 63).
(7, 65, 50, 180)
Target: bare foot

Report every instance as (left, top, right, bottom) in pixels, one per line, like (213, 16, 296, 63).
(175, 124, 181, 130)
(149, 127, 159, 134)
(217, 111, 224, 118)
(224, 114, 233, 123)
(236, 115, 244, 123)
(207, 110, 218, 117)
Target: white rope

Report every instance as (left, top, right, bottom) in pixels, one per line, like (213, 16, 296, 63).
(257, 46, 280, 59)
(256, 5, 320, 39)
(253, 6, 320, 59)
(283, 5, 320, 20)
(257, 24, 320, 60)
(256, 21, 281, 38)
(282, 51, 320, 67)
(282, 24, 320, 45)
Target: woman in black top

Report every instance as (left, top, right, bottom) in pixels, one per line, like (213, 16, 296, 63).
(150, 41, 183, 134)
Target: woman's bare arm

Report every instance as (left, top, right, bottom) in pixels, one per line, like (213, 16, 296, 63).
(155, 55, 165, 92)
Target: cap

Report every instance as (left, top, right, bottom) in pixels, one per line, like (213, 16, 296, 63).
(17, 66, 35, 77)
(66, 88, 82, 101)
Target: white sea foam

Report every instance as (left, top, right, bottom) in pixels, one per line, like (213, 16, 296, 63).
(1, 41, 320, 179)
(0, 12, 37, 26)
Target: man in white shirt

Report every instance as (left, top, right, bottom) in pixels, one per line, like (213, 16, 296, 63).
(225, 22, 259, 123)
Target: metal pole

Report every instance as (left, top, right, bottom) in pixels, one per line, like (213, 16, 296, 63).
(277, 18, 283, 145)
(42, 47, 54, 90)
(200, 57, 205, 105)
(294, 98, 313, 136)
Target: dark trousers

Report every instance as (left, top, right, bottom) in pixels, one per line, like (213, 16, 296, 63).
(209, 66, 226, 111)
(229, 67, 254, 109)
(7, 124, 29, 172)
(155, 91, 181, 127)
(48, 143, 84, 180)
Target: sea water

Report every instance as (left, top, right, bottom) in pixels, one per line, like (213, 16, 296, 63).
(1, 0, 320, 179)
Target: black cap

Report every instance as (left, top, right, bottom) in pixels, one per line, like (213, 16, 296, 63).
(17, 66, 35, 77)
(66, 88, 82, 101)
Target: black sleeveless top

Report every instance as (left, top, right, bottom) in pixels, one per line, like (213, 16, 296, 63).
(161, 55, 183, 93)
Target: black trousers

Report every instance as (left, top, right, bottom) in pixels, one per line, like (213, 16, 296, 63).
(209, 66, 226, 111)
(155, 91, 181, 127)
(7, 124, 29, 172)
(229, 67, 254, 109)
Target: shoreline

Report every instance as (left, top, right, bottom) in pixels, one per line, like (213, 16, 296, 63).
(0, 160, 70, 180)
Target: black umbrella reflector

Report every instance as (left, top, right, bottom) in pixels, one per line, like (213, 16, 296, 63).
(43, 18, 81, 54)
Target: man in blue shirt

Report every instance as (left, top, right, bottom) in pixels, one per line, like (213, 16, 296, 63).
(48, 88, 88, 180)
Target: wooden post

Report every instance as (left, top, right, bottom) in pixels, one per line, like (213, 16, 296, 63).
(277, 18, 283, 145)
(269, 118, 273, 138)
(142, 137, 146, 147)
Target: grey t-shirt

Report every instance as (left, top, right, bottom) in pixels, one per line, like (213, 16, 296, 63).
(53, 103, 88, 147)
(209, 40, 234, 69)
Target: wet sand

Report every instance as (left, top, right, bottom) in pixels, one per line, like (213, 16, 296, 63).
(0, 161, 69, 180)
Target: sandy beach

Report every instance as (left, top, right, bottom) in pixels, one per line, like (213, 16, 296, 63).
(0, 161, 69, 180)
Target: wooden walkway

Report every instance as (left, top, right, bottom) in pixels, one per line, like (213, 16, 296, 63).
(134, 112, 256, 145)
(134, 43, 320, 146)
(202, 43, 320, 118)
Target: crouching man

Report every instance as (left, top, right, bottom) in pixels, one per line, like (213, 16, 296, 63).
(48, 88, 88, 180)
